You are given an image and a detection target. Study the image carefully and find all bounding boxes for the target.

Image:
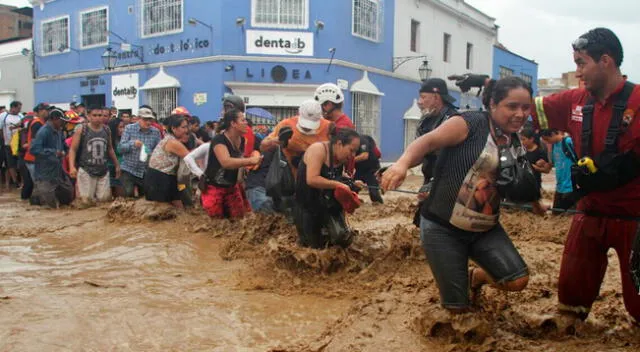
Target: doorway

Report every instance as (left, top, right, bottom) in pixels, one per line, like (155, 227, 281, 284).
(81, 94, 106, 108)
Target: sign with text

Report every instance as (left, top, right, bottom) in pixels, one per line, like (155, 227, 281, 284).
(111, 73, 139, 114)
(246, 30, 313, 56)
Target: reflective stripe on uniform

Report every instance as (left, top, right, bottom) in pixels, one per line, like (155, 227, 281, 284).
(535, 96, 549, 130)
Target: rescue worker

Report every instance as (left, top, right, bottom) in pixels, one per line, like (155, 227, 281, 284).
(413, 78, 459, 226)
(454, 28, 640, 322)
(314, 83, 354, 130)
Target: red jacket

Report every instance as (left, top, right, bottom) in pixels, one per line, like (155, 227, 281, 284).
(532, 80, 640, 215)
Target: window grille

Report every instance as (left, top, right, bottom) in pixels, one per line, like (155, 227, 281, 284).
(499, 66, 514, 79)
(252, 0, 308, 29)
(41, 16, 69, 55)
(352, 92, 381, 141)
(352, 0, 384, 42)
(466, 43, 473, 69)
(443, 33, 451, 62)
(140, 0, 183, 38)
(80, 7, 108, 49)
(145, 88, 178, 121)
(404, 119, 419, 151)
(521, 73, 532, 85)
(410, 20, 419, 52)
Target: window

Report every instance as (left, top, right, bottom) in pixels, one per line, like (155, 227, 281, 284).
(466, 43, 473, 70)
(499, 66, 514, 79)
(410, 20, 420, 52)
(145, 88, 178, 121)
(352, 92, 381, 141)
(80, 7, 108, 49)
(521, 73, 533, 85)
(252, 0, 308, 29)
(41, 16, 69, 55)
(352, 0, 384, 42)
(443, 33, 451, 62)
(141, 0, 183, 38)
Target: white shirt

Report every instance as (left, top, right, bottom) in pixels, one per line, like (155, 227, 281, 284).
(183, 142, 210, 178)
(0, 112, 23, 146)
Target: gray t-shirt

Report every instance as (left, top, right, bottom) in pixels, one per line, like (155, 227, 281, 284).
(78, 124, 110, 177)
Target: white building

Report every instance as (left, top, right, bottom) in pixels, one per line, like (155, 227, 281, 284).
(0, 38, 35, 109)
(394, 0, 498, 147)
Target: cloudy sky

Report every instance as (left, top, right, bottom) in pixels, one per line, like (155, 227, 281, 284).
(467, 0, 640, 80)
(4, 0, 638, 80)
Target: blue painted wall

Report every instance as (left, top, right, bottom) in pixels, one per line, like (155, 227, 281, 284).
(492, 46, 538, 95)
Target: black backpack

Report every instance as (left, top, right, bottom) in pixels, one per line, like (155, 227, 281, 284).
(556, 136, 578, 163)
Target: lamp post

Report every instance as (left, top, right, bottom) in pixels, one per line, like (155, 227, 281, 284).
(101, 47, 117, 71)
(418, 60, 432, 81)
(392, 55, 432, 81)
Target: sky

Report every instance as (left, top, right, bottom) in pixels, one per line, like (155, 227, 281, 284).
(466, 0, 640, 80)
(3, 0, 638, 80)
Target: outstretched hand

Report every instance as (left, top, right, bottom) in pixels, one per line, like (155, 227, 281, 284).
(380, 164, 408, 191)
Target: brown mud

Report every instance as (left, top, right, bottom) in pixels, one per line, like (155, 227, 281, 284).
(1, 175, 639, 351)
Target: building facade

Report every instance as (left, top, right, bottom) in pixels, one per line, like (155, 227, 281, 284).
(0, 38, 35, 109)
(394, 0, 497, 149)
(0, 5, 33, 42)
(30, 0, 435, 161)
(492, 44, 538, 95)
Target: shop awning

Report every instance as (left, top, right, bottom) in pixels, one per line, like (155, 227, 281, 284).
(403, 99, 422, 120)
(351, 71, 384, 96)
(224, 82, 317, 107)
(140, 66, 180, 90)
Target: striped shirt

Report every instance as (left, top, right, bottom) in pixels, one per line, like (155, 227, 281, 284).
(118, 123, 161, 178)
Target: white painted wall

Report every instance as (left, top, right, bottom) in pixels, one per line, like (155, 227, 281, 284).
(394, 0, 497, 92)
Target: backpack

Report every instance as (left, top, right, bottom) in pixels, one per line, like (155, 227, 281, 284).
(556, 136, 578, 163)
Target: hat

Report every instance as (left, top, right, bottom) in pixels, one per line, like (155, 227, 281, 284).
(420, 78, 456, 104)
(69, 102, 77, 108)
(138, 107, 155, 120)
(171, 106, 191, 116)
(34, 103, 50, 112)
(63, 110, 84, 124)
(297, 100, 322, 131)
(48, 107, 65, 120)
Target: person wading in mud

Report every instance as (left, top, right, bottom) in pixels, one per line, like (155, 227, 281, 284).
(295, 128, 363, 249)
(381, 77, 535, 312)
(413, 78, 459, 226)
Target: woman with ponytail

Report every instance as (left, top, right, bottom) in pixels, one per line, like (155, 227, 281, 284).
(381, 76, 534, 312)
(190, 109, 261, 218)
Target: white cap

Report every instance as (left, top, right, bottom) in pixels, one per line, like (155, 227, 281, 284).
(297, 100, 322, 131)
(138, 107, 155, 120)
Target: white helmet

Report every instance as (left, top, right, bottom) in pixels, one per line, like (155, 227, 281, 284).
(314, 83, 344, 105)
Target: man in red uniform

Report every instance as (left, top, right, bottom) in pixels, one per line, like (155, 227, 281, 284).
(531, 28, 640, 322)
(314, 83, 355, 131)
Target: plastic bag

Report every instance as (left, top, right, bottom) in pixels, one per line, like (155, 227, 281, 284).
(265, 145, 295, 198)
(139, 145, 148, 163)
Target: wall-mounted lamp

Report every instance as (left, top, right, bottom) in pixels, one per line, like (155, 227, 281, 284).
(224, 64, 235, 72)
(188, 17, 213, 32)
(418, 60, 433, 81)
(21, 48, 32, 57)
(101, 47, 118, 71)
(314, 20, 325, 33)
(236, 17, 246, 29)
(327, 48, 336, 73)
(106, 30, 144, 64)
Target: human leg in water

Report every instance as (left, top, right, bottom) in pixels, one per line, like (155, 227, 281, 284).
(294, 206, 328, 249)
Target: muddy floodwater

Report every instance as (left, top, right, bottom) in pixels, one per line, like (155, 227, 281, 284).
(1, 176, 639, 351)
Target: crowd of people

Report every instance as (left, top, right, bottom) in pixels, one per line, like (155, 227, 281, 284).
(0, 26, 638, 328)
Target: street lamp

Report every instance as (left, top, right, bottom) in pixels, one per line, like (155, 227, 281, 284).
(418, 60, 432, 81)
(101, 47, 117, 70)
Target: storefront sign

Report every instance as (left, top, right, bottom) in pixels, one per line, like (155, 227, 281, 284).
(337, 79, 349, 90)
(150, 37, 210, 56)
(193, 92, 208, 106)
(245, 65, 312, 82)
(246, 30, 313, 56)
(111, 73, 139, 114)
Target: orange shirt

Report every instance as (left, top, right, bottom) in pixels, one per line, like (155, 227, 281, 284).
(268, 116, 331, 174)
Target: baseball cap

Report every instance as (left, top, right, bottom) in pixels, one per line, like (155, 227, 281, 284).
(420, 78, 456, 104)
(138, 107, 155, 120)
(297, 100, 322, 131)
(171, 106, 191, 116)
(34, 102, 50, 112)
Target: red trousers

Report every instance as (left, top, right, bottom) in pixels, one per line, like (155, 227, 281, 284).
(558, 214, 640, 322)
(201, 184, 251, 219)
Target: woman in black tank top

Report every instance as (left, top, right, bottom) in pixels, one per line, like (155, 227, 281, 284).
(295, 129, 361, 249)
(381, 77, 535, 312)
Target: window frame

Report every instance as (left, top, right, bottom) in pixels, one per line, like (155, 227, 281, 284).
(521, 73, 533, 85)
(40, 15, 70, 56)
(251, 0, 310, 30)
(499, 66, 514, 79)
(140, 0, 184, 39)
(352, 0, 383, 43)
(79, 5, 109, 50)
(410, 19, 420, 52)
(443, 33, 451, 62)
(466, 42, 473, 70)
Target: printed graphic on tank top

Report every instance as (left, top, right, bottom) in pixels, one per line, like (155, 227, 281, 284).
(449, 135, 500, 232)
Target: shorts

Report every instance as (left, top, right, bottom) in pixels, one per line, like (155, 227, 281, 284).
(420, 217, 529, 309)
(76, 167, 111, 202)
(144, 167, 179, 203)
(4, 145, 17, 168)
(201, 183, 250, 219)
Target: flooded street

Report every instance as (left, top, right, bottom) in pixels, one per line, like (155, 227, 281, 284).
(1, 175, 639, 351)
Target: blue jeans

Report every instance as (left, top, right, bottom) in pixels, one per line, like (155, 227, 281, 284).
(246, 186, 275, 214)
(420, 216, 528, 309)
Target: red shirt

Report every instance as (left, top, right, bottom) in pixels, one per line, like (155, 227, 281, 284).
(243, 127, 255, 157)
(333, 114, 355, 130)
(532, 81, 640, 215)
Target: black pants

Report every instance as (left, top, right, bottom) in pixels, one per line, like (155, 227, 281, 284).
(355, 168, 383, 203)
(18, 158, 33, 200)
(294, 204, 352, 249)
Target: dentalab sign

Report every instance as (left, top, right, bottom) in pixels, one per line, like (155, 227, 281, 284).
(111, 73, 139, 114)
(246, 30, 313, 56)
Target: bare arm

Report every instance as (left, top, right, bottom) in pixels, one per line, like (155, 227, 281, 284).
(259, 136, 280, 152)
(68, 125, 83, 177)
(213, 143, 255, 169)
(305, 143, 348, 190)
(164, 139, 191, 159)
